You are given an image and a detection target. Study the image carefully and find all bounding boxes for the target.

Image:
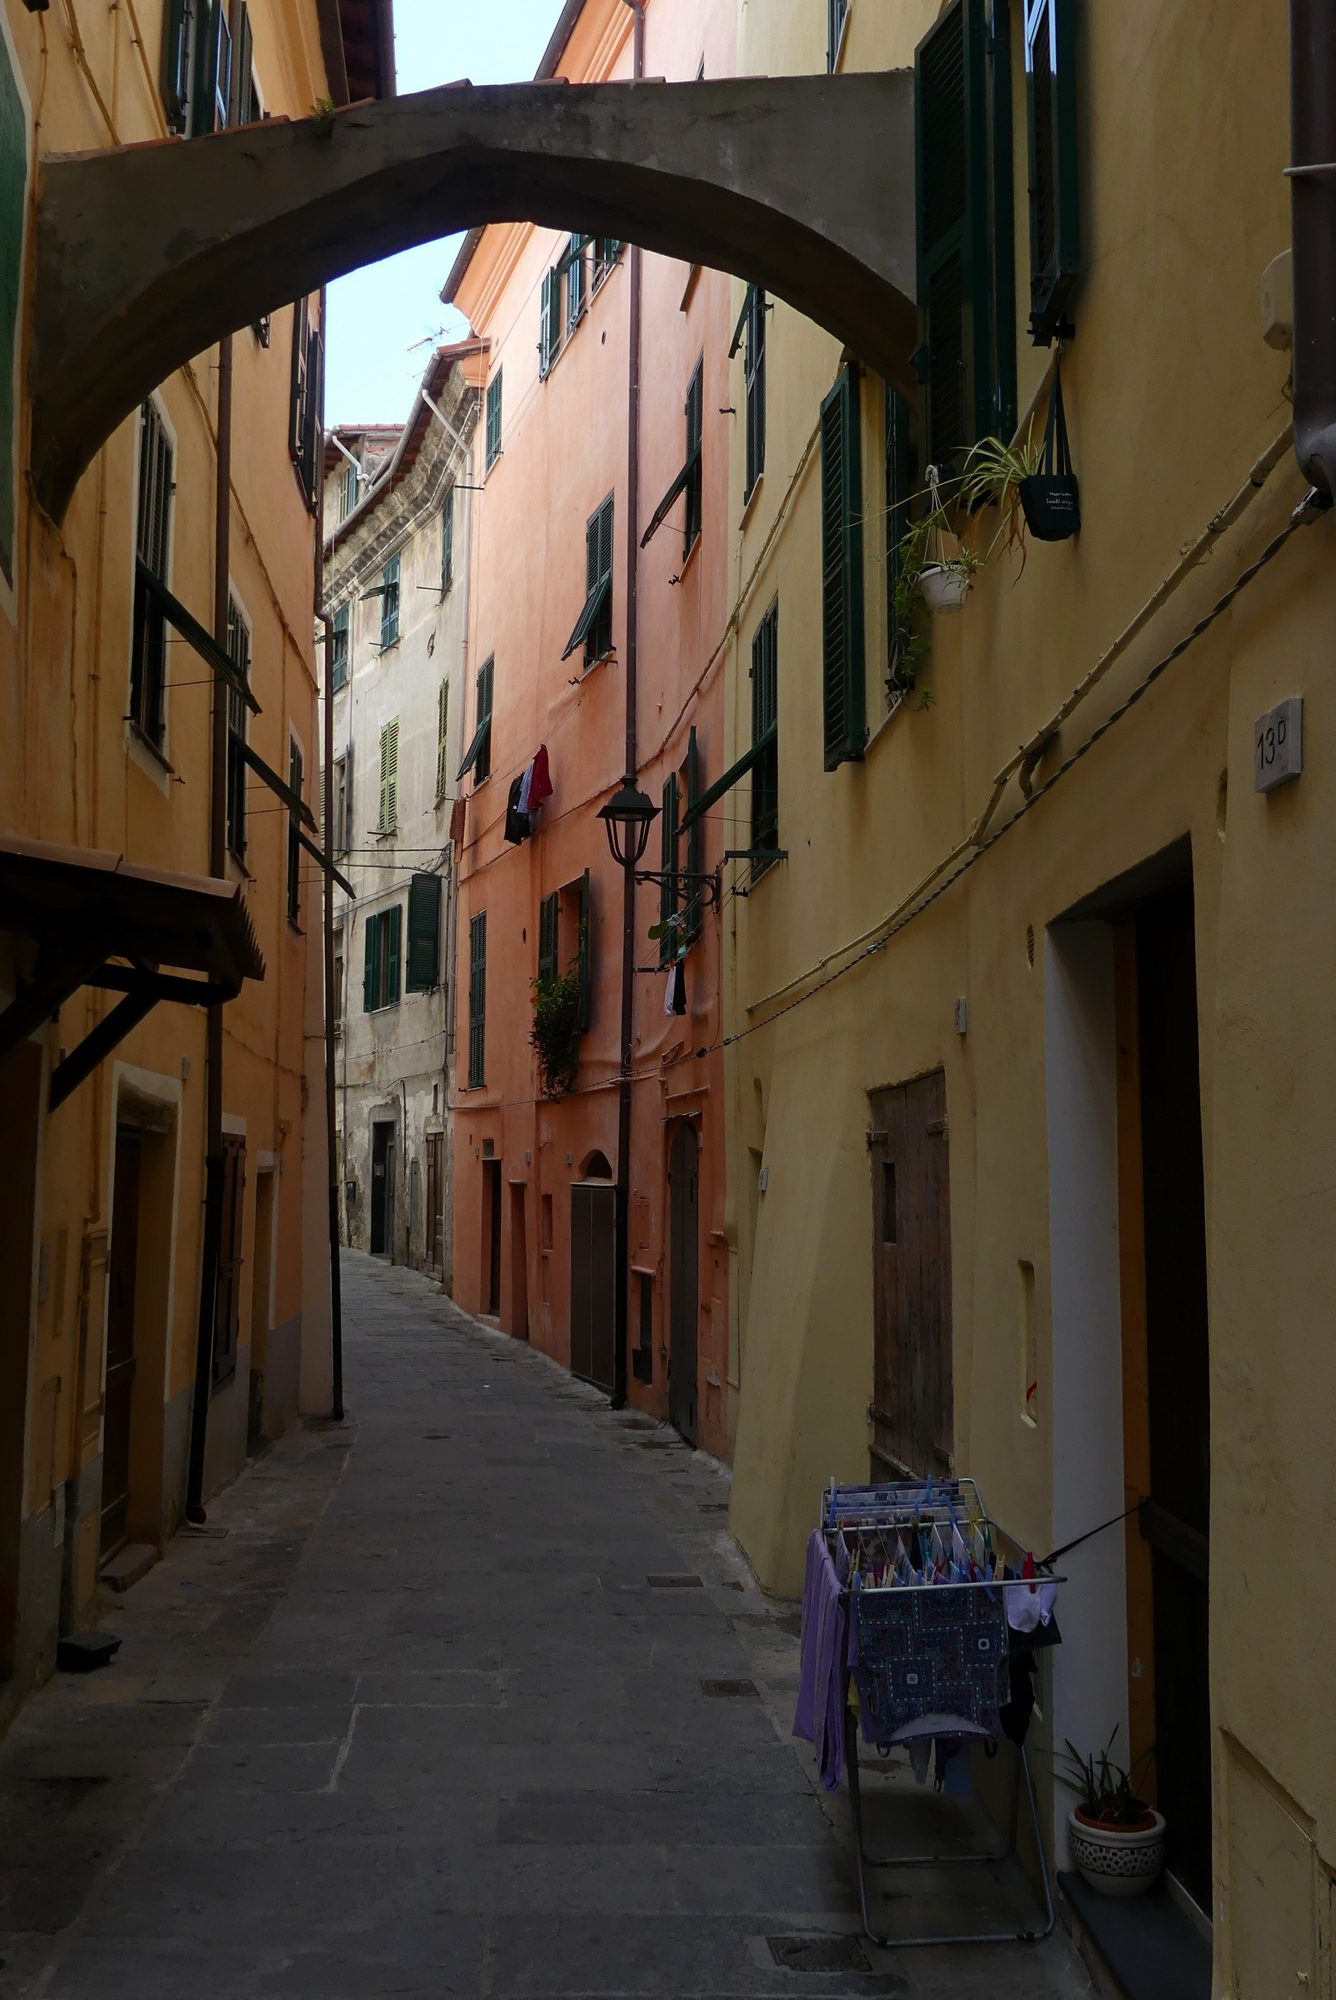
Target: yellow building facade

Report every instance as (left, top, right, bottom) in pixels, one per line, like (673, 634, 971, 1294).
(0, 0, 390, 1727)
(722, 0, 1334, 1986)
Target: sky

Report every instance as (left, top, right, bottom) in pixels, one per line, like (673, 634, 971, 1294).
(325, 0, 561, 426)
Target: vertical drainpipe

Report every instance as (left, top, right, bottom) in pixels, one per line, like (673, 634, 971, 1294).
(1290, 0, 1336, 501)
(613, 0, 647, 1411)
(185, 328, 234, 1522)
(317, 287, 345, 1420)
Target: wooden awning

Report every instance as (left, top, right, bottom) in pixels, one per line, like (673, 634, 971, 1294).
(0, 834, 264, 1109)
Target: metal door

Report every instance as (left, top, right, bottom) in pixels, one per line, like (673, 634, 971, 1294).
(868, 1070, 953, 1478)
(101, 1129, 141, 1560)
(569, 1182, 616, 1394)
(669, 1122, 700, 1445)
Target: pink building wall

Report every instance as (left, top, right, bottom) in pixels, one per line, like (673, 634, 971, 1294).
(449, 0, 735, 1456)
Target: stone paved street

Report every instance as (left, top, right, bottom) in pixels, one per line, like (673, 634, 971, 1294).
(0, 1255, 1094, 1999)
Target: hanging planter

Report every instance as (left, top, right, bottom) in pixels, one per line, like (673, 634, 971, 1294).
(1019, 355, 1081, 542)
(915, 465, 980, 614)
(919, 562, 974, 613)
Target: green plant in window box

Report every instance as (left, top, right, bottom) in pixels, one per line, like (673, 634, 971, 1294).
(530, 955, 584, 1100)
(309, 96, 337, 138)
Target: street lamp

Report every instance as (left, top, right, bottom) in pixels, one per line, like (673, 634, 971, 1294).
(597, 778, 659, 869)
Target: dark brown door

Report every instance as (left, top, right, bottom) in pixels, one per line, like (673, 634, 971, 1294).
(482, 1159, 502, 1315)
(213, 1134, 245, 1388)
(370, 1123, 393, 1255)
(101, 1129, 141, 1561)
(868, 1070, 953, 1479)
(669, 1122, 700, 1445)
(570, 1182, 616, 1394)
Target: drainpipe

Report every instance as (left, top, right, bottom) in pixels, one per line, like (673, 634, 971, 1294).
(1290, 0, 1336, 500)
(612, 0, 646, 1411)
(185, 329, 233, 1522)
(316, 285, 345, 1421)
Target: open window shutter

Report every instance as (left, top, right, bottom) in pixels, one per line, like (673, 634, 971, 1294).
(441, 491, 454, 591)
(193, 0, 231, 138)
(685, 727, 704, 944)
(301, 326, 323, 506)
(684, 364, 703, 554)
(539, 269, 558, 375)
(566, 234, 585, 326)
(162, 0, 195, 132)
(659, 771, 679, 965)
(577, 871, 593, 1032)
(1025, 0, 1080, 343)
(885, 386, 914, 681)
(538, 892, 558, 985)
(819, 368, 866, 770)
(343, 740, 354, 848)
(435, 679, 449, 800)
(232, 1, 255, 124)
(385, 903, 402, 1007)
(363, 912, 379, 1010)
(915, 0, 992, 463)
(406, 873, 441, 991)
(597, 496, 614, 587)
(385, 717, 398, 828)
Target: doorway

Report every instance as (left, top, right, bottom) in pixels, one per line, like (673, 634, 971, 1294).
(867, 1069, 953, 1479)
(570, 1180, 616, 1393)
(1118, 884, 1212, 1912)
(370, 1121, 396, 1257)
(0, 1040, 42, 1680)
(509, 1183, 529, 1339)
(425, 1132, 444, 1278)
(102, 1127, 142, 1562)
(481, 1158, 502, 1316)
(248, 1167, 275, 1451)
(668, 1121, 700, 1445)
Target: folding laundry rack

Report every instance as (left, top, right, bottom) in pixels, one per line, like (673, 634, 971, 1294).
(822, 1478, 1061, 1951)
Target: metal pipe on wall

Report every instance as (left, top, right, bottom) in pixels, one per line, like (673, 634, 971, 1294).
(1290, 0, 1336, 500)
(316, 283, 345, 1422)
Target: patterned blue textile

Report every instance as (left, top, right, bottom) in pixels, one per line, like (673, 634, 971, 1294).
(852, 1583, 1010, 1739)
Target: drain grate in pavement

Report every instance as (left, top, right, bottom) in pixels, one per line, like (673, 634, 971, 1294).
(646, 1573, 703, 1588)
(766, 1935, 871, 1974)
(701, 1677, 759, 1698)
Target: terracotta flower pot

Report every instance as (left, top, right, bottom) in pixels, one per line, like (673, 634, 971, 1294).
(1068, 1804, 1167, 1898)
(919, 563, 972, 613)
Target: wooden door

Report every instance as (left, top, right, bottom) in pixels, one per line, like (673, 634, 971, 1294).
(481, 1159, 502, 1314)
(212, 1134, 245, 1388)
(669, 1122, 700, 1445)
(868, 1070, 953, 1479)
(101, 1129, 141, 1560)
(570, 1183, 616, 1395)
(370, 1123, 391, 1254)
(425, 1133, 443, 1276)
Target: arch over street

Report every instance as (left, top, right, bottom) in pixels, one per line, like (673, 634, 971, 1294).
(32, 72, 916, 521)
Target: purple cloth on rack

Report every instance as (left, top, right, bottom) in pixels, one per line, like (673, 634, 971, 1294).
(793, 1530, 849, 1792)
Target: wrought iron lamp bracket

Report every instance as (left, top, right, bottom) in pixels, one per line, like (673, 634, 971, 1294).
(632, 867, 722, 910)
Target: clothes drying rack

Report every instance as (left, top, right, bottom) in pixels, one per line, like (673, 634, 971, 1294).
(822, 1478, 1061, 1951)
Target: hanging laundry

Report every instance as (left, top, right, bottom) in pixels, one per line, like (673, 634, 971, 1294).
(528, 743, 553, 807)
(504, 773, 531, 845)
(516, 759, 535, 814)
(448, 795, 466, 847)
(664, 960, 687, 1016)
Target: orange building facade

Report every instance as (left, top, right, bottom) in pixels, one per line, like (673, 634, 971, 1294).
(446, 0, 735, 1454)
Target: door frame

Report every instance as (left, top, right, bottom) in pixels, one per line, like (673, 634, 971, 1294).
(668, 1118, 701, 1446)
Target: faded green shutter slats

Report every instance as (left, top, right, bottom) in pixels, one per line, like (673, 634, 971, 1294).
(577, 871, 592, 1032)
(819, 367, 866, 771)
(659, 771, 679, 965)
(378, 717, 399, 832)
(363, 912, 378, 1011)
(915, 0, 992, 463)
(406, 873, 441, 991)
(380, 552, 400, 649)
(538, 892, 558, 985)
(1025, 0, 1080, 343)
(885, 387, 913, 684)
(385, 903, 402, 1007)
(441, 489, 454, 591)
(539, 270, 558, 376)
(485, 372, 502, 469)
(435, 678, 449, 800)
(684, 727, 705, 944)
(468, 913, 487, 1086)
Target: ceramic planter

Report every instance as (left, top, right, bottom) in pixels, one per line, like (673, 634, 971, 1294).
(1019, 472, 1081, 542)
(919, 563, 973, 613)
(1068, 1805, 1167, 1898)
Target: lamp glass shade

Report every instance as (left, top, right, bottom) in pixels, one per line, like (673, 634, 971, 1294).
(598, 780, 659, 868)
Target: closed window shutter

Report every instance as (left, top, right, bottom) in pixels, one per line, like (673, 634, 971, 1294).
(162, 0, 195, 133)
(331, 602, 349, 691)
(915, 0, 992, 463)
(477, 657, 493, 780)
(343, 739, 354, 849)
(1025, 0, 1079, 343)
(406, 872, 441, 990)
(577, 870, 593, 1032)
(885, 386, 914, 684)
(566, 234, 585, 328)
(363, 912, 379, 1010)
(684, 727, 704, 944)
(385, 903, 402, 1007)
(486, 372, 502, 469)
(744, 287, 767, 500)
(380, 553, 400, 649)
(684, 363, 703, 555)
(468, 912, 487, 1086)
(819, 367, 866, 770)
(379, 717, 399, 832)
(538, 892, 558, 985)
(751, 602, 780, 868)
(435, 678, 449, 801)
(659, 771, 679, 965)
(539, 269, 558, 376)
(441, 489, 454, 591)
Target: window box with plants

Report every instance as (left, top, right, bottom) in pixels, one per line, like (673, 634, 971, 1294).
(1057, 1729, 1166, 1899)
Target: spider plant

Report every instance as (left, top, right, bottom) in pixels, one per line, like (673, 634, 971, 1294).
(1054, 1727, 1157, 1827)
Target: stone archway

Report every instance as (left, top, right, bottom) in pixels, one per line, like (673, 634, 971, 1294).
(32, 71, 917, 520)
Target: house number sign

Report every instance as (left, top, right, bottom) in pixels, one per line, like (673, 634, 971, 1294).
(1254, 696, 1303, 793)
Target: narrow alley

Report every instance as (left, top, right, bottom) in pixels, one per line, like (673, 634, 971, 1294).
(0, 1256, 1091, 2000)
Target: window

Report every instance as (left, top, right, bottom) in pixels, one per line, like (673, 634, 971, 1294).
(329, 602, 349, 692)
(485, 371, 502, 471)
(163, 0, 232, 138)
(290, 296, 323, 509)
(561, 873, 593, 1032)
(377, 716, 399, 833)
(363, 905, 403, 1011)
(406, 871, 442, 991)
(332, 930, 344, 1028)
(231, 2, 261, 126)
(537, 891, 559, 985)
(338, 460, 359, 521)
(286, 740, 303, 924)
(732, 285, 768, 501)
(539, 268, 560, 378)
(885, 386, 914, 694)
(456, 656, 493, 787)
(683, 727, 705, 945)
(378, 553, 400, 650)
(658, 772, 679, 967)
(434, 677, 450, 802)
(593, 238, 622, 286)
(827, 0, 850, 70)
(224, 595, 250, 861)
(750, 603, 780, 873)
(1024, 0, 1079, 344)
(562, 497, 614, 666)
(819, 364, 866, 769)
(468, 912, 487, 1086)
(332, 748, 351, 855)
(441, 486, 454, 593)
(131, 400, 173, 748)
(565, 232, 586, 332)
(641, 367, 703, 559)
(914, 0, 1015, 462)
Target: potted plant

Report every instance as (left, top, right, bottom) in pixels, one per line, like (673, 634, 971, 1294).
(914, 465, 979, 613)
(1017, 357, 1080, 542)
(1056, 1729, 1166, 1898)
(530, 958, 583, 1101)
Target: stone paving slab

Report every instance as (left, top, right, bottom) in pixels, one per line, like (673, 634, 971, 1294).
(0, 1253, 1096, 1999)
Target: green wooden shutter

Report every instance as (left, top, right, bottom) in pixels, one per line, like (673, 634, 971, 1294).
(378, 717, 399, 831)
(819, 367, 866, 771)
(577, 871, 593, 1032)
(363, 912, 380, 1011)
(537, 892, 559, 984)
(1025, 0, 1080, 343)
(406, 873, 441, 991)
(566, 233, 585, 328)
(468, 913, 487, 1086)
(330, 602, 350, 691)
(485, 372, 502, 469)
(915, 0, 992, 464)
(0, 30, 27, 593)
(435, 678, 449, 800)
(476, 657, 493, 780)
(385, 903, 402, 1007)
(441, 488, 454, 591)
(162, 0, 195, 133)
(659, 771, 679, 965)
(539, 269, 558, 376)
(380, 553, 400, 649)
(684, 363, 703, 555)
(885, 386, 914, 688)
(684, 727, 704, 945)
